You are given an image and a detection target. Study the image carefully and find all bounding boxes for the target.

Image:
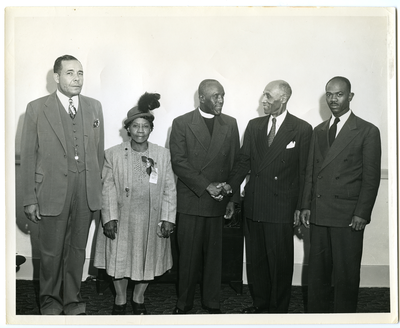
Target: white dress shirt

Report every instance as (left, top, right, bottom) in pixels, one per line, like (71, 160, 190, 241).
(329, 110, 352, 138)
(57, 89, 80, 113)
(267, 110, 288, 135)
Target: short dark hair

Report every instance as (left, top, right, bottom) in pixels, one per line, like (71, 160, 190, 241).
(53, 55, 79, 75)
(198, 79, 222, 96)
(326, 76, 352, 92)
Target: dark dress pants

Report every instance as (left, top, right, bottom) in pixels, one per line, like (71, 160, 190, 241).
(38, 170, 93, 315)
(176, 213, 223, 311)
(308, 224, 364, 313)
(245, 218, 294, 313)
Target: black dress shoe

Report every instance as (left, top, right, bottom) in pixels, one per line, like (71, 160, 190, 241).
(241, 306, 268, 314)
(112, 303, 127, 315)
(172, 307, 186, 314)
(202, 305, 222, 314)
(132, 300, 147, 315)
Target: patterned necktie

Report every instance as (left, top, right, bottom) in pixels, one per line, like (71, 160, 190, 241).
(329, 117, 340, 146)
(68, 98, 77, 119)
(268, 117, 276, 146)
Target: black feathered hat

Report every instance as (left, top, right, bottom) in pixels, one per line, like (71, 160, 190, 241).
(124, 92, 160, 127)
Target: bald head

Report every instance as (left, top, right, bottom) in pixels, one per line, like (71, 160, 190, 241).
(262, 80, 292, 117)
(198, 79, 225, 116)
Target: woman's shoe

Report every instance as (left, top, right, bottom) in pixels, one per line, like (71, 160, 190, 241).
(132, 300, 148, 315)
(112, 303, 127, 315)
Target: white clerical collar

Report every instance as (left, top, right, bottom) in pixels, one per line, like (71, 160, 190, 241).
(56, 90, 80, 113)
(198, 107, 215, 119)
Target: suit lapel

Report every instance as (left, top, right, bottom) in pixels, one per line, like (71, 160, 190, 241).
(316, 120, 330, 159)
(43, 92, 67, 153)
(257, 112, 296, 173)
(80, 95, 93, 151)
(320, 113, 360, 170)
(188, 109, 211, 151)
(255, 115, 270, 166)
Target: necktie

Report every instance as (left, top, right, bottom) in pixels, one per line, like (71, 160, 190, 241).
(268, 117, 276, 146)
(329, 117, 340, 146)
(68, 98, 77, 119)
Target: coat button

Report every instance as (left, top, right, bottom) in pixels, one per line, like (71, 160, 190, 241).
(317, 194, 321, 198)
(274, 176, 278, 180)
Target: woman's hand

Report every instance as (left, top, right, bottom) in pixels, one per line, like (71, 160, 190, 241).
(160, 221, 175, 238)
(103, 220, 118, 240)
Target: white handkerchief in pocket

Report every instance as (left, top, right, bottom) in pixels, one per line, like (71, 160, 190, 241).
(286, 141, 296, 149)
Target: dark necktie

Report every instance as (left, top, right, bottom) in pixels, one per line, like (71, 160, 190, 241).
(268, 117, 276, 146)
(68, 98, 77, 119)
(329, 117, 340, 146)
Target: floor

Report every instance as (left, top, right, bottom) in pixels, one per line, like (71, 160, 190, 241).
(15, 277, 390, 315)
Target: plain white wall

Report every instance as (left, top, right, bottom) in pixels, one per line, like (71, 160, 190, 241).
(8, 7, 395, 285)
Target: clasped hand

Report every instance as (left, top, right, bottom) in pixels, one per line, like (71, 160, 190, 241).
(206, 182, 233, 201)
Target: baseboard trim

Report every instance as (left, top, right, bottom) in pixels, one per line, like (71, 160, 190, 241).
(16, 258, 390, 288)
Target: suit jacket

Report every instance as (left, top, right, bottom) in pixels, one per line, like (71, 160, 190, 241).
(301, 112, 381, 227)
(169, 108, 240, 217)
(20, 91, 104, 216)
(228, 112, 312, 223)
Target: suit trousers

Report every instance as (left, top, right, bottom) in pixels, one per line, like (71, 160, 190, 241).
(176, 213, 223, 311)
(245, 218, 294, 313)
(308, 224, 364, 313)
(38, 170, 93, 315)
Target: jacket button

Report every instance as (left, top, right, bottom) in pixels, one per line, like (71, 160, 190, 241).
(318, 175, 322, 179)
(317, 194, 321, 198)
(274, 176, 278, 180)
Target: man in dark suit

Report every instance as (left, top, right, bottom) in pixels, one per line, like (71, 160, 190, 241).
(20, 55, 104, 315)
(223, 80, 312, 313)
(300, 76, 381, 313)
(169, 79, 240, 314)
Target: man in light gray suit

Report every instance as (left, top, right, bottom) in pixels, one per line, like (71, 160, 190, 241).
(20, 55, 104, 315)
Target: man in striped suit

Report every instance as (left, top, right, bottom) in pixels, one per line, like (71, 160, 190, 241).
(224, 80, 312, 313)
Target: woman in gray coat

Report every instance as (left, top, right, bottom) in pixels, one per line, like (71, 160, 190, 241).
(94, 93, 176, 315)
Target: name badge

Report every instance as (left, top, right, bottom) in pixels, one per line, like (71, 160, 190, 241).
(149, 168, 158, 184)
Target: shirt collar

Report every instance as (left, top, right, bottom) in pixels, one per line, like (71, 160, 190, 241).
(56, 89, 80, 112)
(198, 107, 215, 119)
(329, 109, 352, 127)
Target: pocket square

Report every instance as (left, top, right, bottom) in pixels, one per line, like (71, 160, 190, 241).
(286, 141, 296, 149)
